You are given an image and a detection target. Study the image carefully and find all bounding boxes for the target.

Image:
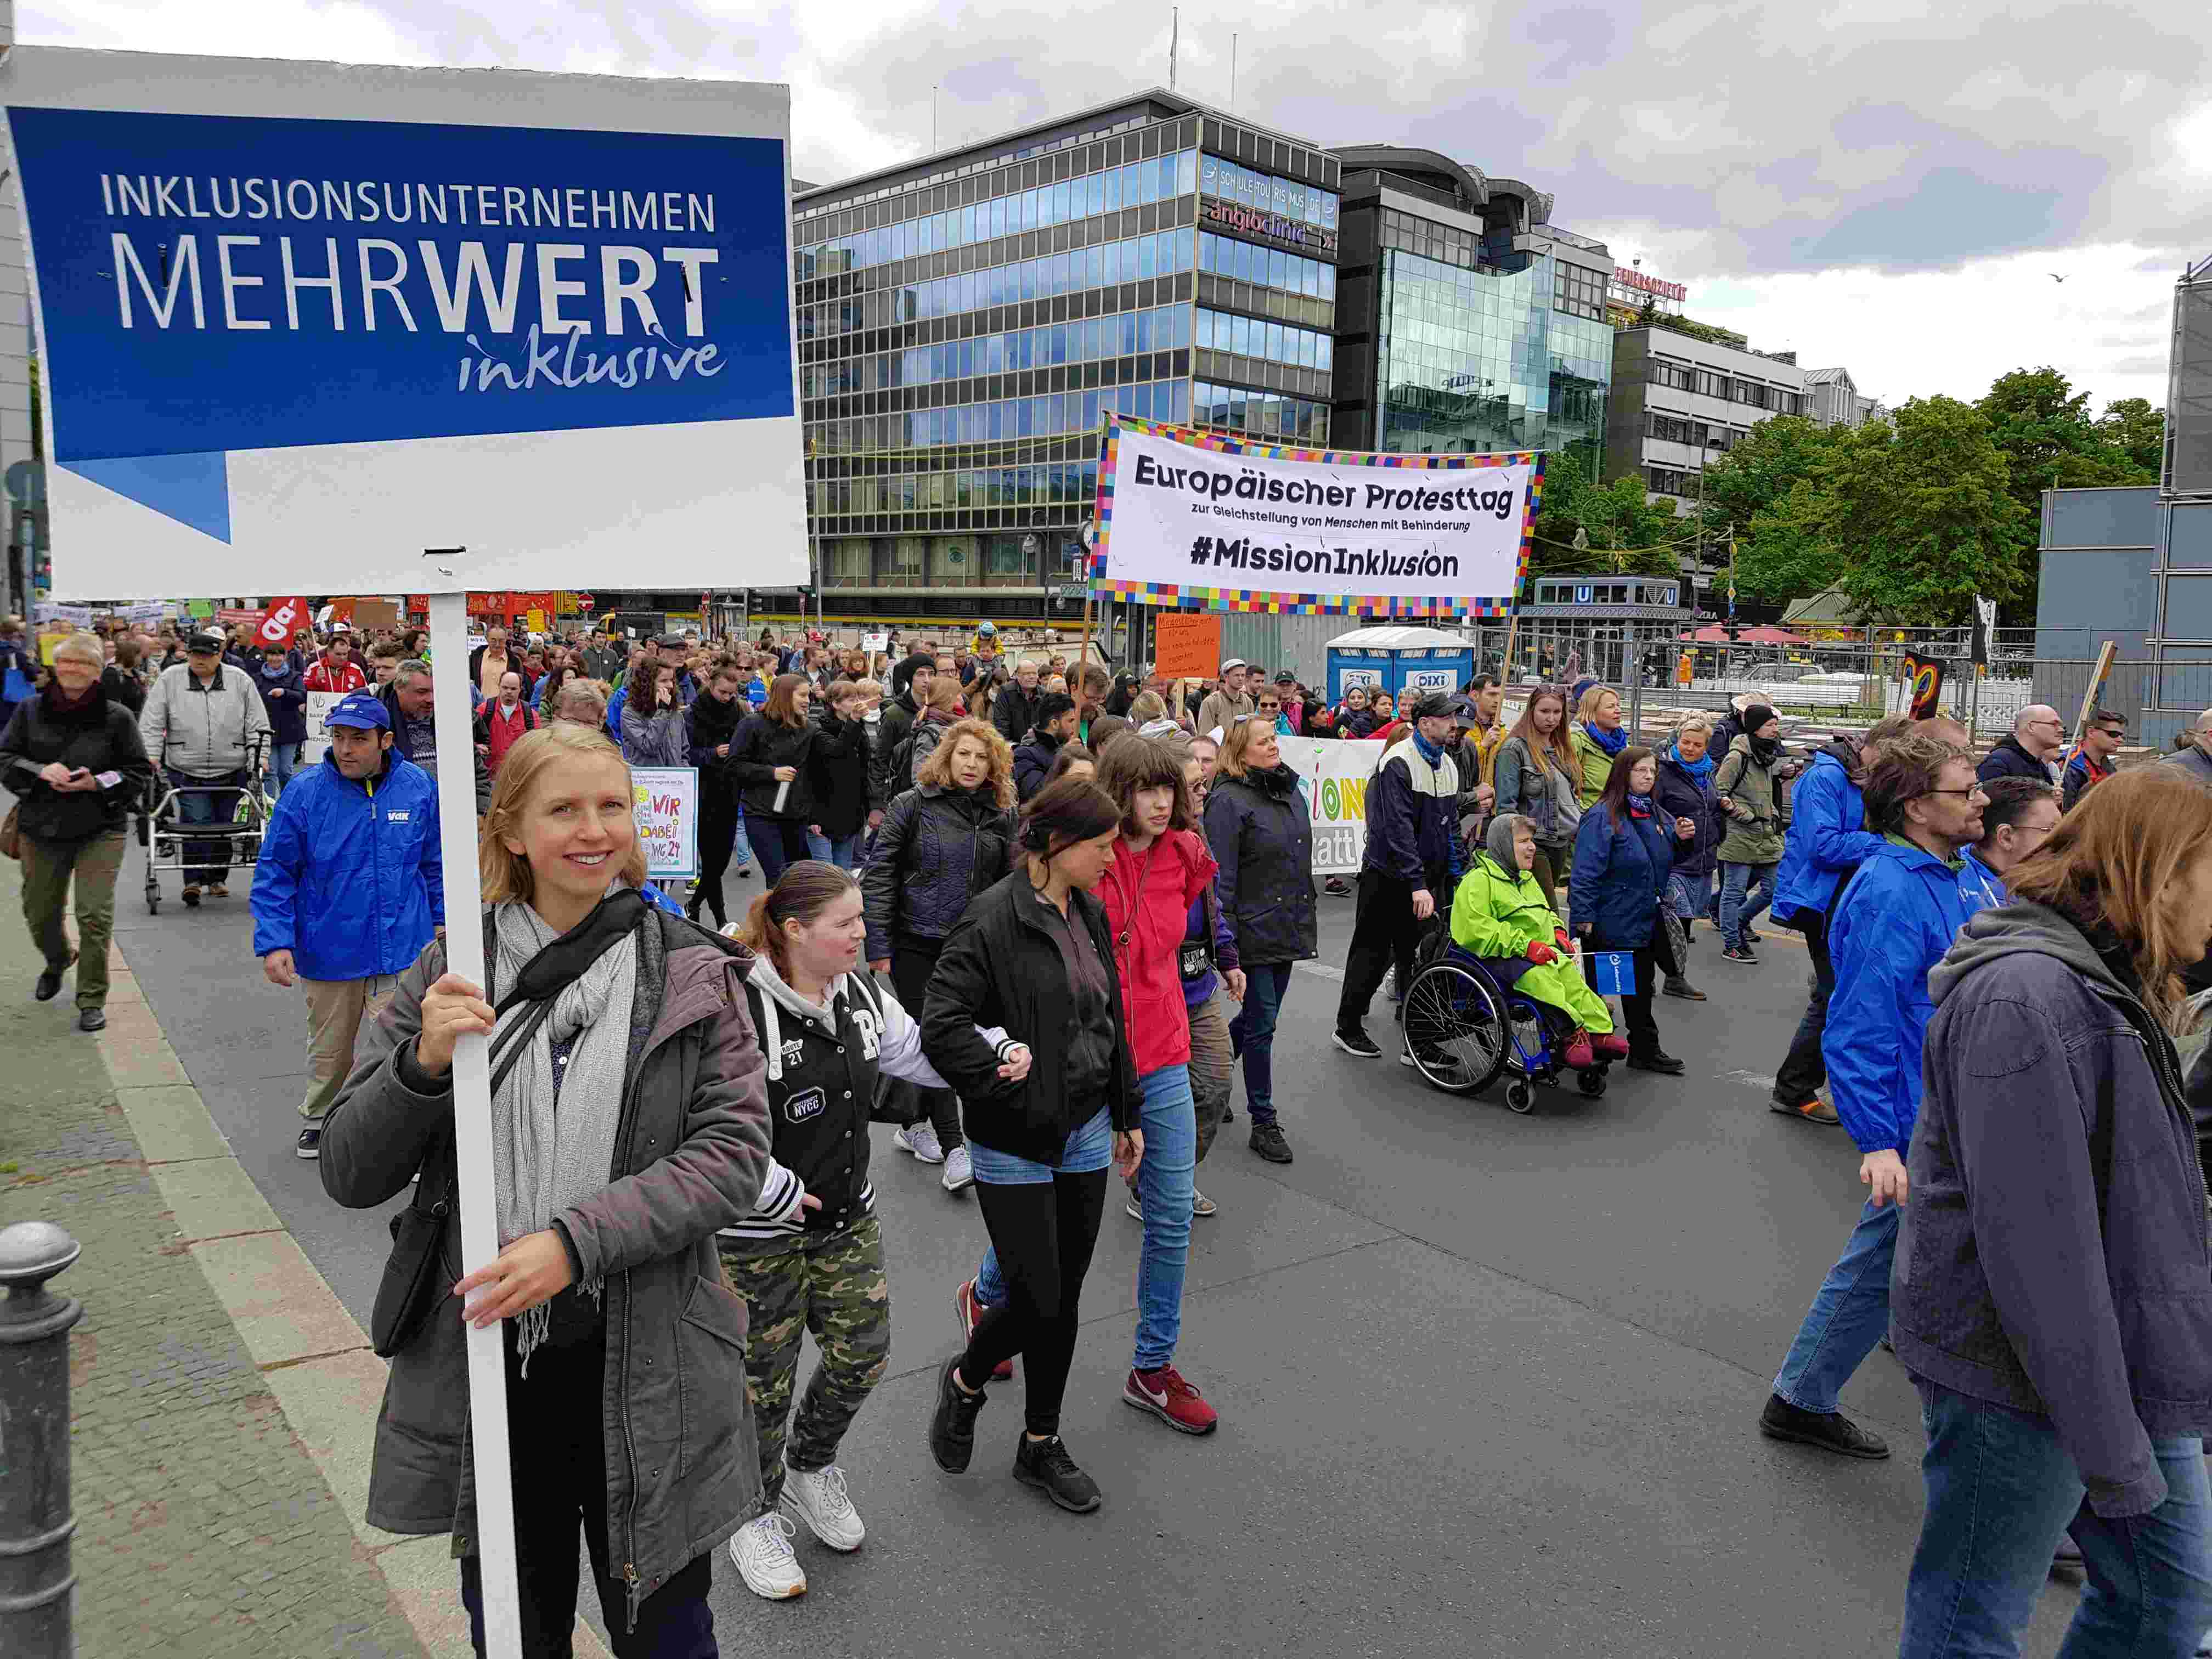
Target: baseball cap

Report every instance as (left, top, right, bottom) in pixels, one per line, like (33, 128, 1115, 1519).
(1406, 692, 1453, 722)
(656, 633, 688, 650)
(1273, 670, 1297, 686)
(325, 691, 391, 731)
(185, 629, 225, 653)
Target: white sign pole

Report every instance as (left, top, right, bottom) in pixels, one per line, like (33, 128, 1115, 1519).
(427, 586, 523, 1659)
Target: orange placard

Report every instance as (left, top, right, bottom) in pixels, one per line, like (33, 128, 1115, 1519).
(1153, 612, 1223, 681)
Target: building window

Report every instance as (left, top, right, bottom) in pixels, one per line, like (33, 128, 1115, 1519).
(1554, 264, 1606, 321)
(1649, 359, 1695, 392)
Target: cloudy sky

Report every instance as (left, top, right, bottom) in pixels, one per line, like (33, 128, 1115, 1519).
(32, 0, 2210, 414)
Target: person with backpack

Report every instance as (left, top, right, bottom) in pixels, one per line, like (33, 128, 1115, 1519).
(1712, 703, 1787, 965)
(473, 669, 541, 778)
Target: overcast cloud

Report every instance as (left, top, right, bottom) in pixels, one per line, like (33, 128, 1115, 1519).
(30, 0, 2212, 412)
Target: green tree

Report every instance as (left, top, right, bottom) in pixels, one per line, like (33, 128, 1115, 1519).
(1526, 439, 1683, 586)
(1692, 414, 1851, 604)
(1978, 365, 2158, 506)
(2096, 396, 2165, 475)
(1786, 397, 2031, 625)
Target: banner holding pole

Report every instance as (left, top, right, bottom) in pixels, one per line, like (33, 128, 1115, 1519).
(1091, 415, 1538, 619)
(5, 47, 809, 1658)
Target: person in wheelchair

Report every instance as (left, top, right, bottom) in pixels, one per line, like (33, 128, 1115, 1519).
(1447, 814, 1629, 1072)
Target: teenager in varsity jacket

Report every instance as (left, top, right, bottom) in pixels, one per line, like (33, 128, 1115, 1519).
(716, 861, 1028, 1603)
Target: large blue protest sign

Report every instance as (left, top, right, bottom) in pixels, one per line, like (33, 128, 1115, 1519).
(2, 49, 808, 598)
(17, 109, 793, 460)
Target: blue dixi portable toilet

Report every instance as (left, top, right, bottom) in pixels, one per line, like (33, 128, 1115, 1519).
(1324, 625, 1475, 706)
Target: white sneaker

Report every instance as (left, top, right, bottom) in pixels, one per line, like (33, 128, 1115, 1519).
(783, 1463, 865, 1551)
(895, 1123, 945, 1164)
(727, 1511, 806, 1599)
(940, 1144, 973, 1192)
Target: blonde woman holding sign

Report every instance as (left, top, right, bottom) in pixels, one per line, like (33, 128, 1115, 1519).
(321, 723, 772, 1656)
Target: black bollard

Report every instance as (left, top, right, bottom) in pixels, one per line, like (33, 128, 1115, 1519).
(0, 1221, 83, 1658)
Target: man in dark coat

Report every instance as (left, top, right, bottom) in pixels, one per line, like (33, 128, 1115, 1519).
(1977, 705, 2063, 786)
(1012, 693, 1079, 802)
(871, 654, 936, 809)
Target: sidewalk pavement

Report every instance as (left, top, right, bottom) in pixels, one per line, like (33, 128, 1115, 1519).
(0, 853, 504, 1657)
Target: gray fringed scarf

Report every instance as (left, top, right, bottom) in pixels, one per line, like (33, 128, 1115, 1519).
(490, 894, 638, 1375)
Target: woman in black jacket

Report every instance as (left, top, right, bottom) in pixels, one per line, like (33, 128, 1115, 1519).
(730, 673, 828, 884)
(1650, 716, 1723, 1002)
(921, 777, 1144, 1516)
(805, 678, 877, 871)
(685, 662, 755, 924)
(1894, 766, 2212, 1654)
(1200, 714, 1315, 1165)
(0, 631, 154, 1030)
(863, 716, 1018, 1193)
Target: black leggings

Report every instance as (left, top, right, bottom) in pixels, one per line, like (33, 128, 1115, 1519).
(744, 813, 812, 886)
(960, 1170, 1110, 1437)
(891, 938, 963, 1152)
(695, 789, 738, 925)
(460, 1313, 716, 1657)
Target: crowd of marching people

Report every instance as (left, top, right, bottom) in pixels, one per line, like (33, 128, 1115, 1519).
(15, 601, 2212, 1657)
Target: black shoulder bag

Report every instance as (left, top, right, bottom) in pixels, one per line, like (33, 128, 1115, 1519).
(368, 889, 650, 1357)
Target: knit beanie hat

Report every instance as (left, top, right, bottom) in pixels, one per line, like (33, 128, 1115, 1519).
(1741, 703, 1779, 739)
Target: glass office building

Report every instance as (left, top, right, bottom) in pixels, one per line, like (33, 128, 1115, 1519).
(1326, 147, 1613, 482)
(792, 91, 1339, 623)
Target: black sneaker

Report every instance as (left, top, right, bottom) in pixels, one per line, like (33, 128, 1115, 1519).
(1332, 1027, 1382, 1058)
(1221, 1104, 1235, 1123)
(296, 1123, 323, 1159)
(1013, 1434, 1102, 1514)
(1248, 1122, 1294, 1164)
(1627, 1049, 1686, 1076)
(1758, 1393, 1889, 1460)
(77, 1008, 106, 1034)
(1662, 977, 1708, 1001)
(1721, 944, 1758, 964)
(33, 951, 75, 1002)
(928, 1355, 988, 1474)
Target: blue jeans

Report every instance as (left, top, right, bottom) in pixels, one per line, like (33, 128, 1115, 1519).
(1901, 1381, 2212, 1658)
(167, 767, 249, 885)
(981, 1066, 1198, 1372)
(265, 741, 300, 797)
(968, 1107, 1113, 1184)
(744, 812, 811, 885)
(1667, 868, 1712, 923)
(804, 828, 863, 871)
(1773, 1197, 1897, 1414)
(1228, 961, 1294, 1126)
(1718, 860, 1777, 949)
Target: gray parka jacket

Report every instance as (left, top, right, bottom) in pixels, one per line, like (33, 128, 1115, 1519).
(320, 906, 772, 1629)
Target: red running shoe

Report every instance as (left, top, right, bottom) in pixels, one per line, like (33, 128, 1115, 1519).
(1592, 1031, 1631, 1059)
(1123, 1364, 1219, 1435)
(953, 1278, 1014, 1381)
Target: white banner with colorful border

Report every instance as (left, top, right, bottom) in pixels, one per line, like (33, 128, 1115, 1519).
(1091, 415, 1539, 619)
(631, 766, 699, 879)
(1280, 735, 1383, 874)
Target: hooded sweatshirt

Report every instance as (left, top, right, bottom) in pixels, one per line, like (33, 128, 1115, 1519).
(1898, 900, 2212, 1517)
(718, 952, 1012, 1246)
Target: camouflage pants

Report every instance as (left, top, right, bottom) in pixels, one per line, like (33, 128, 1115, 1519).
(718, 1214, 890, 1511)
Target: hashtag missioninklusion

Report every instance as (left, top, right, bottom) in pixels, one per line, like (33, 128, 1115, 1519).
(1130, 454, 1521, 521)
(1103, 424, 1536, 603)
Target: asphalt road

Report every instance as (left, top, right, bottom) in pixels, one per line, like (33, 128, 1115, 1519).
(105, 842, 2089, 1657)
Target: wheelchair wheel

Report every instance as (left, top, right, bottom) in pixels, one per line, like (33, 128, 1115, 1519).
(1401, 958, 1511, 1096)
(1504, 1078, 1536, 1114)
(1577, 1068, 1607, 1099)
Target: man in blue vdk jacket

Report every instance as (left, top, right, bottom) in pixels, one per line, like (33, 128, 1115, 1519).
(250, 691, 443, 1162)
(1758, 727, 1983, 1462)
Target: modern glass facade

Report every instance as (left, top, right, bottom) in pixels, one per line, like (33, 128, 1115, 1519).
(1327, 149, 1613, 483)
(792, 93, 1338, 622)
(1373, 251, 1612, 460)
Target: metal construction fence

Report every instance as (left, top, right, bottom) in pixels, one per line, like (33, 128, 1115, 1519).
(1446, 619, 2182, 744)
